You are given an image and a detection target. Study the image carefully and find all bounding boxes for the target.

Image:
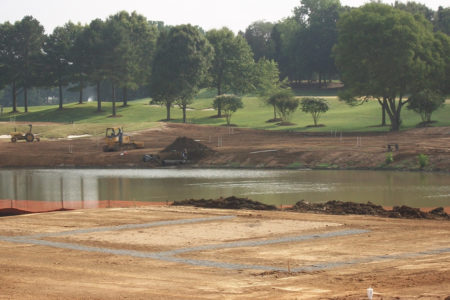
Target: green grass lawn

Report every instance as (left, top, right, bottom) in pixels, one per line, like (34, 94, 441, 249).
(0, 90, 449, 138)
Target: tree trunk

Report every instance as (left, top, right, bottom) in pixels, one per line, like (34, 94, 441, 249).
(58, 82, 63, 110)
(96, 82, 102, 112)
(112, 84, 116, 117)
(273, 105, 277, 120)
(217, 86, 222, 118)
(381, 97, 387, 126)
(182, 103, 187, 123)
(12, 81, 17, 113)
(24, 87, 28, 113)
(122, 87, 128, 106)
(166, 102, 171, 121)
(79, 78, 83, 104)
(381, 97, 404, 132)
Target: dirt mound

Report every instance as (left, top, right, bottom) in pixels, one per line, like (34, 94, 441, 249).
(172, 196, 277, 210)
(290, 200, 449, 220)
(390, 206, 428, 219)
(0, 208, 30, 217)
(291, 200, 387, 216)
(161, 137, 214, 160)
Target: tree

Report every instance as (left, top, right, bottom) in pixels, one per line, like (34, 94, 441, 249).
(293, 0, 342, 87)
(243, 21, 275, 61)
(394, 1, 435, 22)
(206, 28, 255, 117)
(75, 19, 107, 112)
(10, 16, 45, 113)
(103, 14, 135, 117)
(106, 12, 158, 108)
(270, 18, 302, 81)
(254, 58, 289, 121)
(44, 22, 81, 110)
(151, 25, 213, 122)
(71, 24, 91, 105)
(334, 3, 443, 131)
(407, 90, 445, 123)
(268, 90, 298, 123)
(435, 6, 450, 35)
(0, 21, 20, 112)
(213, 94, 243, 126)
(300, 97, 329, 126)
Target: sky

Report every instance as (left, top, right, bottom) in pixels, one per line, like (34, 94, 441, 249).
(0, 0, 447, 33)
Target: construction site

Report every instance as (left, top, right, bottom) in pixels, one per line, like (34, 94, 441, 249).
(0, 123, 449, 299)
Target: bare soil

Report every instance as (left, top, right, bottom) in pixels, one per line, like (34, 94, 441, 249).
(0, 206, 449, 299)
(0, 123, 449, 172)
(1, 124, 449, 298)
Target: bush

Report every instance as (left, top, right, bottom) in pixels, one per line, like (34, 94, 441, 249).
(418, 154, 429, 169)
(268, 90, 298, 122)
(385, 153, 394, 164)
(300, 97, 329, 126)
(213, 94, 243, 126)
(407, 90, 445, 123)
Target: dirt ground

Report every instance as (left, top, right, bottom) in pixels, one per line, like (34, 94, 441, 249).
(0, 122, 450, 171)
(0, 206, 449, 299)
(1, 123, 450, 299)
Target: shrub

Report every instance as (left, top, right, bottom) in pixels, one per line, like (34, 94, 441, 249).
(268, 90, 298, 122)
(300, 97, 329, 126)
(407, 90, 445, 123)
(213, 94, 243, 126)
(385, 153, 394, 164)
(418, 154, 429, 169)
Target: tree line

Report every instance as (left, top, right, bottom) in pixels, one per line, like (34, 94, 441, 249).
(0, 0, 449, 131)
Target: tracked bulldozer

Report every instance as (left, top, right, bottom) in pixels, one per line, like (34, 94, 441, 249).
(10, 124, 40, 143)
(102, 127, 144, 152)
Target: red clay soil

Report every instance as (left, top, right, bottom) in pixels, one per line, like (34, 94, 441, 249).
(0, 123, 449, 171)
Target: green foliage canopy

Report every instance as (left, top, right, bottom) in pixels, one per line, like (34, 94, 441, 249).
(213, 94, 243, 126)
(206, 28, 255, 117)
(268, 90, 298, 122)
(300, 97, 329, 126)
(407, 90, 445, 123)
(151, 24, 213, 122)
(334, 3, 444, 131)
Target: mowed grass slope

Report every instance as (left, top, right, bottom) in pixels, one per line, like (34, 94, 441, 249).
(0, 91, 449, 138)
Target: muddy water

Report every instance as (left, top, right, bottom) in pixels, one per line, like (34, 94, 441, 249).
(0, 169, 449, 208)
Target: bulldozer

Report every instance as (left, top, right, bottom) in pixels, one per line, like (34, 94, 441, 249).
(10, 124, 40, 143)
(102, 127, 144, 152)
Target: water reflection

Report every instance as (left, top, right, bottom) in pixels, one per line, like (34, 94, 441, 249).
(0, 169, 449, 208)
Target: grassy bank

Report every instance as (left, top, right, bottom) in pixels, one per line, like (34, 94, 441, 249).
(1, 91, 449, 138)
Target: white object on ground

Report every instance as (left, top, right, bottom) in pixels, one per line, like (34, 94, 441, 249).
(67, 134, 92, 139)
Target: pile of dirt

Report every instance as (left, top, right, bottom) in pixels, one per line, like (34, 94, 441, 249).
(290, 200, 387, 216)
(172, 196, 277, 210)
(290, 200, 450, 220)
(0, 208, 30, 217)
(160, 137, 214, 160)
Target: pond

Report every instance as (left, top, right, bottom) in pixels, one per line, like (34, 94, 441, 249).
(0, 169, 449, 210)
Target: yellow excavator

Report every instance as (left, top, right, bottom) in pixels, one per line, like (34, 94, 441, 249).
(10, 124, 40, 143)
(102, 127, 144, 152)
